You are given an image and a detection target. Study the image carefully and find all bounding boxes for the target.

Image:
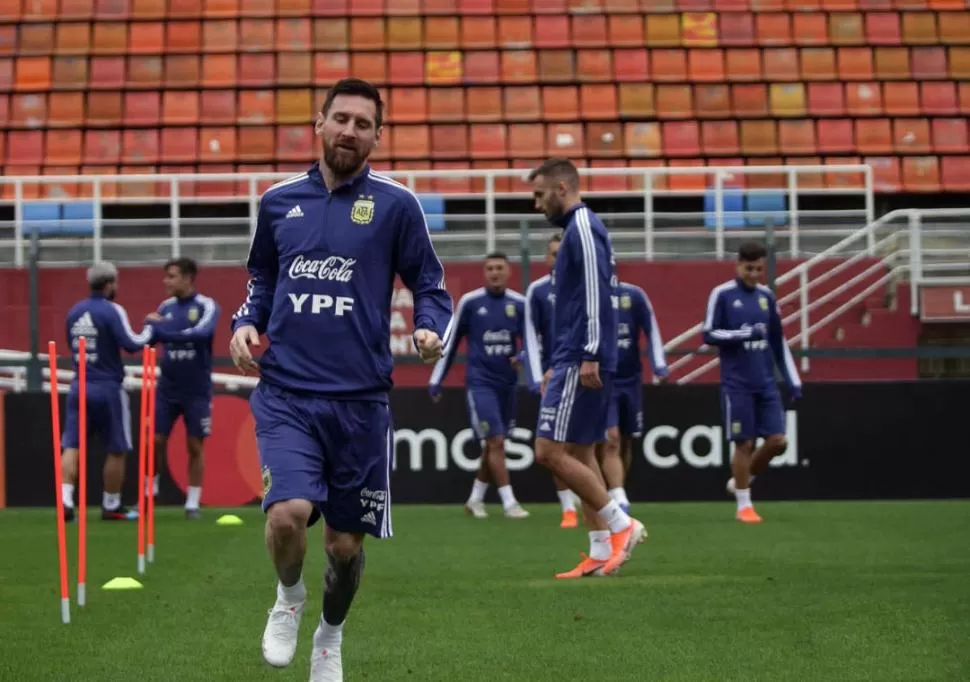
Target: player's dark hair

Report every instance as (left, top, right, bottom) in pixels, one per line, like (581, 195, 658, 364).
(321, 78, 384, 129)
(485, 251, 509, 262)
(738, 241, 767, 262)
(164, 257, 198, 280)
(527, 157, 580, 192)
(548, 233, 562, 245)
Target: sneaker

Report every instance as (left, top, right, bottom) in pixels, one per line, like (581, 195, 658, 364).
(601, 519, 648, 575)
(504, 504, 530, 519)
(559, 509, 578, 529)
(308, 645, 343, 681)
(102, 505, 138, 521)
(185, 508, 202, 521)
(63, 506, 75, 523)
(555, 552, 607, 580)
(464, 501, 487, 519)
(262, 600, 304, 668)
(736, 506, 762, 524)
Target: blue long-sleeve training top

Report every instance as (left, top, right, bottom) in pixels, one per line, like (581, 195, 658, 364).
(549, 203, 618, 372)
(615, 282, 668, 383)
(429, 286, 539, 394)
(153, 293, 220, 397)
(231, 163, 453, 401)
(65, 294, 154, 385)
(524, 273, 555, 384)
(702, 278, 801, 393)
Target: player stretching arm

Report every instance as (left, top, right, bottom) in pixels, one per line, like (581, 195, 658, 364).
(702, 241, 801, 524)
(429, 253, 532, 521)
(61, 263, 155, 522)
(145, 258, 220, 520)
(524, 234, 580, 529)
(598, 282, 668, 513)
(229, 78, 451, 682)
(527, 157, 647, 580)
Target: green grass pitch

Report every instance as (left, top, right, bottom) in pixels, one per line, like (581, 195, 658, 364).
(1, 502, 968, 681)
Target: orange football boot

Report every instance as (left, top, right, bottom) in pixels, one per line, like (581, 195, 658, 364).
(601, 519, 647, 575)
(555, 553, 607, 579)
(736, 506, 762, 523)
(560, 510, 578, 529)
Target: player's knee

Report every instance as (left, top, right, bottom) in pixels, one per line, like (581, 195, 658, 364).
(486, 436, 504, 456)
(325, 531, 362, 561)
(606, 428, 621, 451)
(534, 438, 562, 468)
(266, 501, 311, 540)
(767, 435, 788, 454)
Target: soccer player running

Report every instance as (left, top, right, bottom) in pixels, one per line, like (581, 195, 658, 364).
(598, 281, 669, 513)
(229, 78, 451, 682)
(702, 241, 802, 524)
(61, 262, 155, 522)
(527, 157, 647, 580)
(429, 252, 533, 520)
(144, 258, 220, 520)
(524, 234, 580, 529)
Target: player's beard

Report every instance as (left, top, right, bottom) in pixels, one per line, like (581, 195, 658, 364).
(543, 196, 565, 223)
(323, 138, 370, 177)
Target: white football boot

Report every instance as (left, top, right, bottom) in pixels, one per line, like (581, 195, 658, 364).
(262, 599, 304, 667)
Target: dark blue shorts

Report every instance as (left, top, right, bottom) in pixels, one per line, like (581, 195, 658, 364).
(536, 364, 613, 446)
(607, 379, 644, 437)
(155, 390, 212, 439)
(61, 382, 132, 454)
(466, 385, 517, 440)
(250, 382, 393, 539)
(722, 389, 785, 443)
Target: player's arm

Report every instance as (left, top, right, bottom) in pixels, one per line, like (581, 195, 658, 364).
(522, 286, 545, 392)
(231, 200, 278, 336)
(107, 302, 154, 353)
(570, 220, 606, 388)
(395, 194, 453, 362)
(154, 297, 221, 342)
(702, 289, 762, 347)
(767, 293, 802, 396)
(428, 295, 468, 399)
(637, 288, 669, 379)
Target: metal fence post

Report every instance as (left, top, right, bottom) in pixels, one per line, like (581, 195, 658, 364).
(27, 228, 42, 392)
(519, 219, 530, 294)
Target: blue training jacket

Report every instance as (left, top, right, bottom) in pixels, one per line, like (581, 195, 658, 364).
(153, 292, 220, 397)
(231, 162, 453, 401)
(64, 293, 154, 386)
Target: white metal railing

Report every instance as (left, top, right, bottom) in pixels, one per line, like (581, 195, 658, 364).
(0, 164, 874, 267)
(666, 208, 970, 384)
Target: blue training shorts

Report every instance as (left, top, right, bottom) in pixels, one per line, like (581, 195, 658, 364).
(607, 379, 644, 438)
(250, 381, 393, 539)
(466, 385, 516, 440)
(61, 382, 132, 454)
(722, 389, 786, 443)
(536, 364, 613, 446)
(155, 390, 212, 439)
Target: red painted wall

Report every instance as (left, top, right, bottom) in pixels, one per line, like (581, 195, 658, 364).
(0, 259, 917, 386)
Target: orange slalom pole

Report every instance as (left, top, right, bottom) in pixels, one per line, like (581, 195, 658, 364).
(77, 336, 87, 608)
(147, 348, 157, 564)
(48, 342, 71, 625)
(137, 346, 148, 575)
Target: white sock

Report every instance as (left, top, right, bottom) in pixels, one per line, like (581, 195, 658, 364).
(557, 489, 576, 513)
(597, 499, 632, 534)
(497, 485, 517, 509)
(185, 486, 202, 510)
(588, 530, 612, 561)
(153, 475, 159, 496)
(103, 492, 121, 510)
(314, 616, 344, 650)
(62, 483, 75, 508)
(736, 488, 752, 511)
(277, 576, 306, 605)
(608, 487, 630, 506)
(468, 479, 488, 504)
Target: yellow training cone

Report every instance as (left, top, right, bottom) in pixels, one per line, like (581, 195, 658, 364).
(216, 514, 244, 526)
(102, 577, 143, 590)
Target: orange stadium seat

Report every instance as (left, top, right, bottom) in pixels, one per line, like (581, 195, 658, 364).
(0, 3, 962, 185)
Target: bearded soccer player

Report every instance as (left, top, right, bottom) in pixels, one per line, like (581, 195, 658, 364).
(61, 263, 155, 522)
(524, 234, 580, 529)
(528, 158, 647, 579)
(145, 258, 220, 520)
(702, 241, 801, 524)
(429, 253, 534, 520)
(598, 281, 668, 513)
(229, 78, 451, 681)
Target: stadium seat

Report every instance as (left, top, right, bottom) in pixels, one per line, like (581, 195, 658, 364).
(23, 201, 62, 235)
